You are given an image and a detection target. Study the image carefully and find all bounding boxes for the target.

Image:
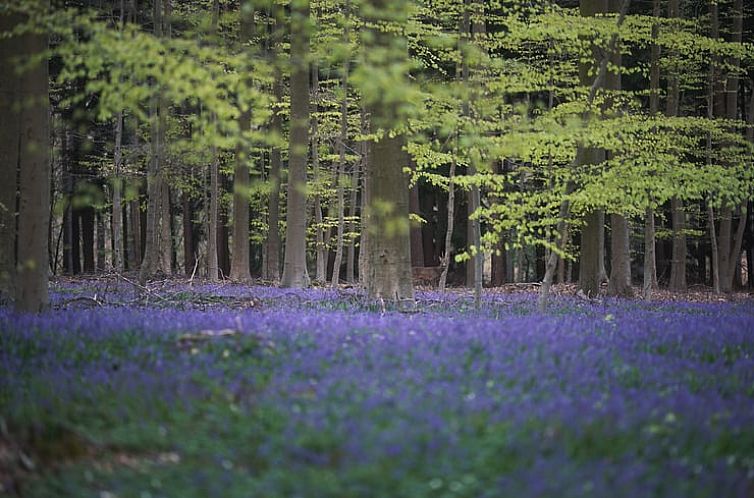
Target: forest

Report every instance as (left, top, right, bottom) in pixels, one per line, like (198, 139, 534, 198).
(1, 0, 754, 496)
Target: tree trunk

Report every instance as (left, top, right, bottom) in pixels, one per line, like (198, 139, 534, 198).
(312, 64, 326, 284)
(0, 9, 21, 302)
(112, 111, 125, 270)
(14, 0, 50, 312)
(182, 191, 195, 275)
(439, 160, 456, 291)
(345, 120, 361, 283)
(139, 0, 164, 284)
(608, 214, 633, 297)
(230, 2, 253, 282)
(205, 0, 220, 281)
(363, 0, 413, 303)
(642, 0, 660, 299)
(580, 206, 604, 296)
(643, 207, 657, 299)
(281, 0, 311, 288)
(331, 3, 350, 286)
(264, 77, 282, 282)
(207, 149, 220, 280)
(717, 0, 744, 293)
(664, 0, 686, 291)
(96, 211, 106, 271)
(358, 107, 370, 284)
(81, 207, 95, 273)
(158, 181, 172, 273)
(128, 198, 141, 270)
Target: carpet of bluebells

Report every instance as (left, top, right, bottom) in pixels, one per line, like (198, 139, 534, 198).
(2, 280, 754, 498)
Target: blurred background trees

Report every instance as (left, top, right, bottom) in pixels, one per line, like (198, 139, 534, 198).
(1, 0, 752, 310)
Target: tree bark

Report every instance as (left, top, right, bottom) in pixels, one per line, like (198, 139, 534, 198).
(345, 117, 361, 283)
(81, 207, 95, 273)
(14, 0, 51, 312)
(264, 77, 282, 281)
(281, 0, 311, 288)
(439, 160, 456, 291)
(96, 211, 106, 271)
(358, 107, 369, 284)
(139, 0, 165, 284)
(608, 214, 633, 297)
(363, 0, 413, 303)
(230, 1, 253, 282)
(330, 2, 350, 286)
(112, 112, 125, 270)
(577, 0, 611, 298)
(312, 64, 326, 284)
(0, 9, 21, 303)
(182, 191, 195, 275)
(717, 0, 743, 292)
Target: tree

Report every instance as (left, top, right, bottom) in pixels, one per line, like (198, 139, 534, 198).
(280, 0, 311, 288)
(578, 0, 610, 298)
(13, 0, 51, 312)
(360, 0, 414, 303)
(0, 8, 21, 304)
(230, 0, 254, 282)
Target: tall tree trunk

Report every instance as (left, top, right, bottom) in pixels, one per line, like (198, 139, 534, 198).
(642, 0, 660, 299)
(717, 0, 744, 292)
(207, 149, 220, 280)
(14, 0, 50, 312)
(312, 64, 326, 283)
(230, 1, 253, 282)
(345, 120, 361, 283)
(281, 0, 311, 288)
(363, 0, 413, 303)
(157, 0, 172, 274)
(139, 0, 164, 284)
(666, 0, 686, 291)
(112, 111, 125, 271)
(706, 0, 720, 294)
(604, 0, 630, 298)
(206, 0, 220, 281)
(439, 160, 456, 291)
(358, 106, 370, 284)
(0, 9, 21, 302)
(577, 0, 620, 298)
(331, 29, 350, 286)
(264, 77, 282, 281)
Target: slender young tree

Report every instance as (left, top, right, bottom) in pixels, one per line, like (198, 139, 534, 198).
(331, 1, 350, 287)
(667, 0, 686, 291)
(206, 0, 220, 281)
(281, 0, 311, 287)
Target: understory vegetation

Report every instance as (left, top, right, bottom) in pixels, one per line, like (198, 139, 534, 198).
(2, 281, 753, 497)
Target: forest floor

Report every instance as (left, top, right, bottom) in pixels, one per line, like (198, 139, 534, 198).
(2, 278, 754, 497)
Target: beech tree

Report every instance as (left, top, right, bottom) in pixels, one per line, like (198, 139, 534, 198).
(280, 0, 311, 288)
